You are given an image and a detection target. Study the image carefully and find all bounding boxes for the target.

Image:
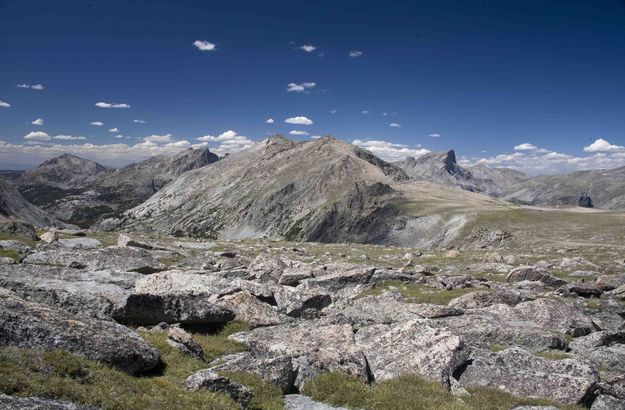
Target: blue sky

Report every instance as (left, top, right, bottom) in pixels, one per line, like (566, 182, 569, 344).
(1, 0, 624, 173)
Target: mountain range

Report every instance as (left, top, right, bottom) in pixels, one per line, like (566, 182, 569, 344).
(1, 135, 624, 245)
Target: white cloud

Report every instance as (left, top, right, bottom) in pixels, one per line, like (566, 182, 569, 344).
(144, 134, 173, 144)
(0, 139, 211, 168)
(429, 133, 441, 138)
(514, 143, 538, 151)
(265, 118, 274, 124)
(90, 121, 104, 126)
(285, 116, 313, 125)
(361, 110, 370, 114)
(95, 102, 130, 108)
(193, 40, 216, 51)
(349, 50, 363, 57)
(108, 128, 119, 133)
(299, 44, 316, 52)
(584, 138, 625, 153)
(352, 139, 431, 162)
(311, 135, 322, 139)
(287, 82, 316, 93)
(196, 130, 254, 156)
(389, 123, 401, 128)
(330, 109, 336, 114)
(115, 135, 124, 139)
(53, 135, 86, 141)
(0, 101, 11, 108)
(133, 119, 146, 123)
(31, 118, 44, 126)
(289, 130, 308, 135)
(24, 131, 51, 141)
(16, 83, 44, 90)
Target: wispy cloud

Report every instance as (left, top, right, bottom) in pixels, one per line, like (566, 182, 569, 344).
(53, 135, 86, 141)
(349, 50, 363, 57)
(389, 123, 401, 127)
(265, 118, 274, 124)
(361, 110, 370, 114)
(90, 121, 104, 126)
(429, 133, 441, 138)
(514, 143, 537, 151)
(286, 82, 316, 93)
(16, 83, 44, 90)
(144, 134, 173, 144)
(299, 44, 316, 52)
(584, 138, 625, 153)
(108, 128, 119, 133)
(31, 118, 44, 126)
(352, 139, 430, 162)
(133, 119, 146, 123)
(289, 130, 308, 135)
(24, 131, 51, 141)
(0, 101, 11, 108)
(193, 40, 216, 51)
(95, 102, 130, 108)
(285, 116, 313, 125)
(330, 109, 337, 114)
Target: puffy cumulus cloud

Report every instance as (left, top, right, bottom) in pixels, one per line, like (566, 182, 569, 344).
(429, 133, 441, 138)
(16, 83, 44, 90)
(349, 50, 363, 57)
(0, 139, 208, 168)
(514, 143, 538, 151)
(289, 130, 308, 135)
(24, 131, 51, 141)
(196, 130, 254, 156)
(108, 128, 119, 133)
(352, 139, 431, 162)
(285, 116, 313, 125)
(584, 138, 625, 153)
(389, 123, 401, 128)
(459, 147, 625, 175)
(95, 102, 130, 108)
(0, 101, 11, 108)
(286, 82, 316, 93)
(90, 121, 103, 126)
(299, 44, 316, 52)
(133, 119, 146, 123)
(144, 134, 173, 144)
(193, 40, 216, 51)
(31, 118, 44, 126)
(53, 135, 86, 141)
(265, 118, 274, 124)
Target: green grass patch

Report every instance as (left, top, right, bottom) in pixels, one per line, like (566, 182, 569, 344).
(359, 281, 480, 305)
(159, 255, 186, 267)
(302, 373, 583, 410)
(0, 249, 19, 260)
(0, 321, 283, 410)
(489, 343, 504, 353)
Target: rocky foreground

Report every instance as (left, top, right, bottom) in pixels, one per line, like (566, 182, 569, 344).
(0, 229, 624, 409)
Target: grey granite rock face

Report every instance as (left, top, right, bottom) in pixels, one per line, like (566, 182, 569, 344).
(458, 347, 598, 405)
(185, 369, 253, 407)
(0, 395, 97, 410)
(0, 289, 160, 374)
(283, 395, 349, 410)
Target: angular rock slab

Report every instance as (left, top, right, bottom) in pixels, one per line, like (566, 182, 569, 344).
(355, 319, 469, 387)
(0, 289, 160, 374)
(506, 266, 567, 287)
(208, 351, 296, 393)
(216, 291, 291, 328)
(0, 395, 97, 410)
(229, 321, 368, 389)
(185, 369, 253, 407)
(514, 297, 598, 337)
(458, 347, 598, 405)
(284, 395, 349, 410)
(134, 270, 239, 296)
(112, 293, 235, 325)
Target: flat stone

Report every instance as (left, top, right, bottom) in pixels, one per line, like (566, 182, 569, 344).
(185, 369, 253, 407)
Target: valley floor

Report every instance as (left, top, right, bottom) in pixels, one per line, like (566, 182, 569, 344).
(0, 224, 624, 409)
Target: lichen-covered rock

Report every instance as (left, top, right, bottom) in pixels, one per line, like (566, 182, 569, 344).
(513, 298, 597, 337)
(185, 369, 253, 407)
(166, 325, 204, 358)
(596, 274, 625, 292)
(58, 237, 102, 249)
(284, 395, 349, 410)
(133, 270, 239, 297)
(506, 266, 567, 287)
(273, 283, 332, 317)
(557, 282, 603, 298)
(448, 289, 525, 309)
(216, 291, 290, 328)
(112, 293, 235, 325)
(458, 347, 598, 405)
(570, 331, 625, 374)
(591, 395, 625, 410)
(0, 395, 97, 410)
(355, 319, 469, 387)
(0, 289, 160, 374)
(305, 267, 375, 293)
(229, 320, 368, 389)
(208, 352, 296, 393)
